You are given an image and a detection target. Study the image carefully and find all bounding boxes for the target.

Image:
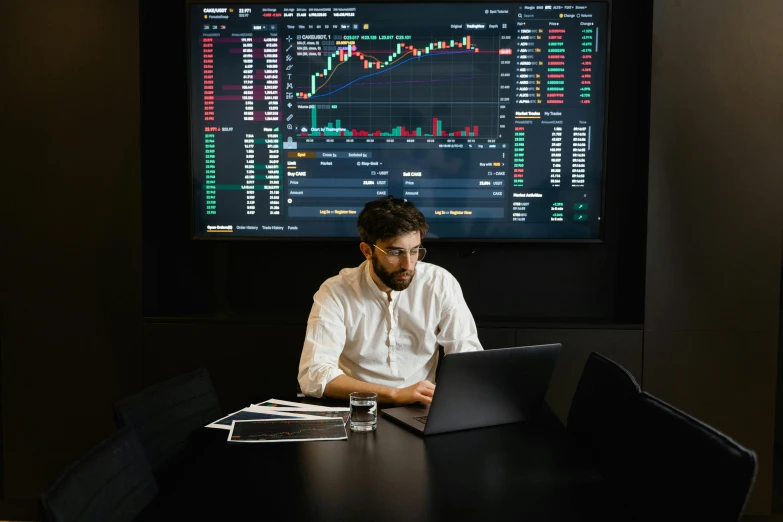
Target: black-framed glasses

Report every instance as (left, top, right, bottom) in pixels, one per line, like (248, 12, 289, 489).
(372, 244, 427, 263)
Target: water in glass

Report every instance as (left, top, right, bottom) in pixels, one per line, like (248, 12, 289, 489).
(350, 393, 377, 432)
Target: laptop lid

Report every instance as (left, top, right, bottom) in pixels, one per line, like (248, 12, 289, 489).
(382, 343, 562, 436)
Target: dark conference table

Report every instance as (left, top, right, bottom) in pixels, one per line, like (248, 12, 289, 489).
(139, 401, 613, 522)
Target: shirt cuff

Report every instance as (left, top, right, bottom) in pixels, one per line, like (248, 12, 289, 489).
(300, 365, 345, 398)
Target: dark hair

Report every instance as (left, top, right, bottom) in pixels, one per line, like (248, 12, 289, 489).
(357, 196, 429, 245)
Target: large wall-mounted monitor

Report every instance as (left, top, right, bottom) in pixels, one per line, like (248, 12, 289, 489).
(189, 2, 610, 240)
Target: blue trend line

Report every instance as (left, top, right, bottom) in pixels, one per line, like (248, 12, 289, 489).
(309, 50, 476, 99)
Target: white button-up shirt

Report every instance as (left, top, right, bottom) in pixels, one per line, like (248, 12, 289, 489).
(298, 260, 483, 398)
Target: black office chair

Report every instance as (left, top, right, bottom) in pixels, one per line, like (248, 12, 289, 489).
(114, 368, 222, 476)
(627, 391, 757, 522)
(39, 426, 158, 522)
(568, 353, 758, 522)
(567, 352, 641, 475)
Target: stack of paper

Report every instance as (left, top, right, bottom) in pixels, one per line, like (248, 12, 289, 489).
(205, 398, 350, 443)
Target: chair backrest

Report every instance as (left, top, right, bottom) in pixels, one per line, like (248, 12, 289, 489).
(567, 352, 642, 477)
(114, 368, 222, 473)
(630, 392, 758, 522)
(40, 426, 158, 522)
(567, 353, 758, 521)
(568, 352, 642, 431)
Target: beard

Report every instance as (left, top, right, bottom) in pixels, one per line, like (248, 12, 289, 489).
(372, 253, 416, 291)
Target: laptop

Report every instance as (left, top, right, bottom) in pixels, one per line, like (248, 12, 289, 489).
(380, 343, 561, 436)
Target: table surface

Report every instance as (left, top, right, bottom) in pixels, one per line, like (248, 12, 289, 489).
(139, 401, 613, 522)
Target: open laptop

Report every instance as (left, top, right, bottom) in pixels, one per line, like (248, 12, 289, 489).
(381, 344, 561, 436)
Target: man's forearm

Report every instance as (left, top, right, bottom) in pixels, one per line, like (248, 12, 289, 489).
(323, 374, 400, 405)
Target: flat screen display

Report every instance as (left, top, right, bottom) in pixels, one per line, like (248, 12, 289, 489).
(190, 2, 610, 239)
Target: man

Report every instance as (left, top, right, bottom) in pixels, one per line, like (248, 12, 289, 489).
(297, 196, 483, 406)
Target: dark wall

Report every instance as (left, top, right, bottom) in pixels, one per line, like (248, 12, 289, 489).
(142, 0, 652, 326)
(644, 0, 783, 514)
(0, 0, 142, 516)
(778, 308, 783, 447)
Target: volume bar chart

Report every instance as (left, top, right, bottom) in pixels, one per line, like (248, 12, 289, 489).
(302, 107, 479, 137)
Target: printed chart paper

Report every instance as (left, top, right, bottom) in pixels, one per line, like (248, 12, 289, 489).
(270, 407, 350, 425)
(228, 417, 347, 443)
(205, 405, 322, 430)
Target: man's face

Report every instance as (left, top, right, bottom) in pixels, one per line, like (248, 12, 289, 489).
(370, 231, 421, 291)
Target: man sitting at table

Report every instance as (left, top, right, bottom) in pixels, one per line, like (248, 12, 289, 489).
(297, 195, 483, 406)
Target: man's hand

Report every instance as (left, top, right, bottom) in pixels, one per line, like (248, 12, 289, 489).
(394, 380, 436, 406)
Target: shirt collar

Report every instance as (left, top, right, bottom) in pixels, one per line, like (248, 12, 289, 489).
(363, 259, 399, 303)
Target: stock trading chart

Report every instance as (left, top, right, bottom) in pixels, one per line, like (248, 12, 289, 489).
(191, 3, 608, 239)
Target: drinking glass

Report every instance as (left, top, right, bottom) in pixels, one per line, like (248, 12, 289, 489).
(349, 392, 378, 432)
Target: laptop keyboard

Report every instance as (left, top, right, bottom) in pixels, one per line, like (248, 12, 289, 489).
(413, 415, 428, 424)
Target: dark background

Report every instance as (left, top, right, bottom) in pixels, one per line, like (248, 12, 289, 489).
(3, 0, 782, 519)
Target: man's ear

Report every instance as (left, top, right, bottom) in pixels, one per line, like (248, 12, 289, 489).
(359, 242, 372, 259)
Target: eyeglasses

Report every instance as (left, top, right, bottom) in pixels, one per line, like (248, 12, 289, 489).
(373, 244, 427, 263)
